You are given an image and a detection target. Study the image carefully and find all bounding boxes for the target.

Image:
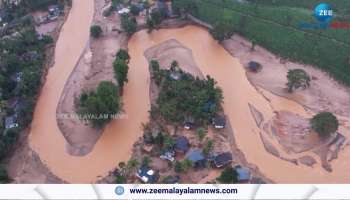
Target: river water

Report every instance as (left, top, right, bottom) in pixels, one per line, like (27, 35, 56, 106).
(29, 0, 350, 183)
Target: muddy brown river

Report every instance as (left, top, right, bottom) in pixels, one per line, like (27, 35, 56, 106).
(29, 0, 350, 183)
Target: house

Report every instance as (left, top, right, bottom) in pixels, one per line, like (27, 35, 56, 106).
(47, 5, 61, 21)
(184, 121, 194, 130)
(186, 149, 206, 168)
(212, 116, 226, 129)
(169, 71, 182, 80)
(48, 5, 61, 15)
(5, 115, 18, 129)
(10, 72, 22, 82)
(160, 149, 175, 162)
(136, 165, 159, 183)
(234, 165, 251, 183)
(213, 152, 233, 168)
(174, 136, 190, 154)
(118, 7, 130, 15)
(247, 61, 262, 72)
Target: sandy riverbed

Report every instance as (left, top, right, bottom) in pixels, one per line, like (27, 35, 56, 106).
(56, 0, 127, 156)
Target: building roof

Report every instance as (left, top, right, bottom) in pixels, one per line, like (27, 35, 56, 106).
(213, 152, 233, 168)
(137, 165, 158, 183)
(235, 166, 251, 181)
(175, 136, 190, 153)
(5, 115, 17, 129)
(213, 116, 226, 127)
(186, 149, 205, 163)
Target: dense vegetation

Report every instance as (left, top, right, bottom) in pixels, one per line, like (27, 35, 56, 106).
(150, 60, 223, 126)
(286, 69, 311, 93)
(146, 8, 167, 32)
(172, 0, 350, 86)
(121, 14, 137, 36)
(311, 112, 339, 137)
(113, 49, 130, 92)
(90, 25, 102, 38)
(78, 81, 121, 128)
(217, 166, 238, 183)
(0, 0, 69, 182)
(1, 0, 70, 21)
(0, 165, 10, 183)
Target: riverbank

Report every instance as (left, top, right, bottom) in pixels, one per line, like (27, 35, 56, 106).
(6, 3, 72, 183)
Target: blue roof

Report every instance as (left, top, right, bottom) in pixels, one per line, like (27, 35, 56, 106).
(235, 167, 250, 181)
(186, 149, 205, 162)
(175, 136, 189, 152)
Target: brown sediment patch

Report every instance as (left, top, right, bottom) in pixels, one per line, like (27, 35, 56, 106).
(248, 103, 264, 128)
(270, 111, 318, 154)
(56, 0, 127, 156)
(7, 129, 64, 183)
(144, 39, 204, 78)
(223, 34, 350, 119)
(299, 156, 317, 167)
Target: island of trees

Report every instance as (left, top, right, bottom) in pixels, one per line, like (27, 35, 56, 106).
(77, 49, 130, 128)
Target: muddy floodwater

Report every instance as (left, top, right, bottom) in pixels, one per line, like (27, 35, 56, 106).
(29, 0, 350, 183)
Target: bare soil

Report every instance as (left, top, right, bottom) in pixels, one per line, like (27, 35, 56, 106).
(223, 35, 350, 119)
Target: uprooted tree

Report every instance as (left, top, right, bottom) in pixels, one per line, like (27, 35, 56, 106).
(286, 69, 311, 93)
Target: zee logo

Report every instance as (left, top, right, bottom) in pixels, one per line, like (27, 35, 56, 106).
(314, 3, 333, 22)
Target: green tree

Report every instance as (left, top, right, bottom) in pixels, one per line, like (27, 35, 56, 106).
(163, 134, 175, 149)
(150, 9, 163, 25)
(142, 156, 152, 167)
(115, 174, 127, 183)
(217, 167, 238, 183)
(182, 159, 192, 172)
(203, 139, 214, 155)
(130, 4, 140, 16)
(311, 112, 339, 138)
(0, 165, 10, 184)
(121, 14, 137, 36)
(157, 66, 223, 126)
(113, 58, 129, 92)
(78, 81, 121, 128)
(150, 60, 162, 85)
(174, 159, 192, 173)
(116, 49, 130, 63)
(196, 127, 207, 142)
(170, 60, 179, 71)
(174, 161, 183, 173)
(90, 25, 103, 38)
(210, 20, 234, 42)
(146, 17, 155, 33)
(286, 69, 311, 92)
